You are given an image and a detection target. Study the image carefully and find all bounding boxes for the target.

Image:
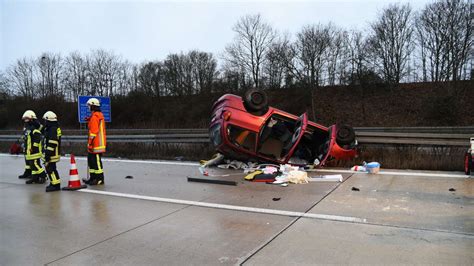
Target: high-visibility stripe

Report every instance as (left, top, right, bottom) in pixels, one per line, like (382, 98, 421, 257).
(33, 143, 40, 147)
(99, 120, 105, 149)
(49, 170, 60, 185)
(89, 133, 97, 137)
(49, 140, 58, 144)
(26, 153, 42, 160)
(95, 154, 104, 174)
(32, 160, 44, 175)
(47, 147, 55, 151)
(33, 129, 41, 134)
(25, 165, 31, 170)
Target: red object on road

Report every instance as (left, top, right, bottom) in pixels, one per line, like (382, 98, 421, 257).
(9, 143, 21, 155)
(62, 154, 87, 190)
(209, 89, 357, 166)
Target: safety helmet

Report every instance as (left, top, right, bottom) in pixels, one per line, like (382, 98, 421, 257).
(22, 110, 37, 120)
(42, 111, 58, 121)
(87, 98, 100, 107)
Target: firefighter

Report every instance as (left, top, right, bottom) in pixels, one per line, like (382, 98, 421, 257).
(22, 110, 46, 184)
(18, 110, 36, 179)
(42, 111, 62, 192)
(85, 98, 106, 185)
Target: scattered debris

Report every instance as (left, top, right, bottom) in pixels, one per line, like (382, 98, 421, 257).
(309, 174, 343, 182)
(175, 156, 184, 161)
(125, 175, 134, 179)
(351, 161, 381, 174)
(252, 173, 277, 182)
(187, 177, 237, 186)
(449, 188, 456, 192)
(352, 187, 360, 191)
(272, 197, 281, 201)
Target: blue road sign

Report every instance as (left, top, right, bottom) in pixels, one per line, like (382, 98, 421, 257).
(78, 96, 111, 123)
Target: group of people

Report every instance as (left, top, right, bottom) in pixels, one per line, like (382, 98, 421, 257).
(18, 97, 107, 192)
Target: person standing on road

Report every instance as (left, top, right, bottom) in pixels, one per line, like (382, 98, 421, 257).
(22, 110, 46, 184)
(42, 111, 62, 192)
(18, 110, 36, 180)
(85, 98, 107, 185)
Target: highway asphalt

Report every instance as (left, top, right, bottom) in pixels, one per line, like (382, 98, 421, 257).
(0, 154, 472, 265)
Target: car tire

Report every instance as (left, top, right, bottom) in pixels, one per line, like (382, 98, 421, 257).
(464, 152, 471, 175)
(243, 89, 269, 114)
(336, 124, 355, 146)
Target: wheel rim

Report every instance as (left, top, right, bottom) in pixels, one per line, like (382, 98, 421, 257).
(338, 128, 350, 138)
(251, 92, 263, 105)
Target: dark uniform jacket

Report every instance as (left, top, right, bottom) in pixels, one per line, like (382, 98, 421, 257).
(43, 121, 62, 163)
(25, 121, 43, 161)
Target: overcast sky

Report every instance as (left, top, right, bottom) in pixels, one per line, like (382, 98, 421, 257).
(1, 0, 432, 71)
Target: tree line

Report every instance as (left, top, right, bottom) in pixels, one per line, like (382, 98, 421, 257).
(0, 0, 472, 101)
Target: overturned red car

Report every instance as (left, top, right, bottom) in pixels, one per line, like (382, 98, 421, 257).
(209, 89, 357, 166)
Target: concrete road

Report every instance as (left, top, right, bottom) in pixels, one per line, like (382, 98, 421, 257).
(0, 154, 472, 265)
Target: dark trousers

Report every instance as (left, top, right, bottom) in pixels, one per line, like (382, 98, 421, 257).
(88, 153, 104, 181)
(45, 162, 61, 185)
(27, 158, 45, 177)
(23, 157, 31, 176)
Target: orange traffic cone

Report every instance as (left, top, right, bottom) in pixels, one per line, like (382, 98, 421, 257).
(62, 154, 87, 190)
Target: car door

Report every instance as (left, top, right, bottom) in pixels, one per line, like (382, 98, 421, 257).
(282, 113, 308, 162)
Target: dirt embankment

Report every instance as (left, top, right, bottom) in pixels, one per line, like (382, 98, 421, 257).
(1, 81, 473, 129)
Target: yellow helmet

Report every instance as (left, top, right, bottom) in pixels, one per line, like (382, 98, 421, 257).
(42, 111, 58, 121)
(86, 98, 100, 107)
(22, 110, 37, 120)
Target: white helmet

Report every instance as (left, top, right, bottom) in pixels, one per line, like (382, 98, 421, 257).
(87, 98, 100, 107)
(43, 111, 58, 121)
(22, 110, 37, 120)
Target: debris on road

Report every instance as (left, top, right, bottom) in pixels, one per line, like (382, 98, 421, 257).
(351, 187, 360, 191)
(272, 197, 281, 201)
(351, 161, 381, 174)
(449, 188, 456, 192)
(309, 174, 343, 182)
(187, 177, 237, 186)
(125, 175, 134, 179)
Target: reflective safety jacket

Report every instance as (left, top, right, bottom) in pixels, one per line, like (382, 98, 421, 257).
(25, 125, 43, 160)
(43, 122, 62, 163)
(88, 111, 106, 154)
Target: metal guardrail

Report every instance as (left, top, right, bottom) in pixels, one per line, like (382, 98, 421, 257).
(0, 130, 472, 146)
(1, 126, 474, 135)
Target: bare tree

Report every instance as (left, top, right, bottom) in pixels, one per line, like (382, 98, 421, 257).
(189, 50, 218, 94)
(264, 34, 292, 89)
(291, 23, 333, 87)
(417, 0, 472, 81)
(7, 58, 35, 98)
(138, 61, 164, 97)
(369, 3, 414, 84)
(36, 52, 63, 98)
(0, 71, 11, 96)
(63, 51, 88, 101)
(326, 27, 347, 85)
(86, 49, 122, 96)
(224, 14, 276, 88)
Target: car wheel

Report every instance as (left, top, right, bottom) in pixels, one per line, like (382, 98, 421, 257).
(464, 152, 471, 175)
(336, 124, 355, 146)
(243, 89, 269, 114)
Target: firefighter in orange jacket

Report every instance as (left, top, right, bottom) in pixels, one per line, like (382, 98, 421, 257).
(85, 98, 106, 185)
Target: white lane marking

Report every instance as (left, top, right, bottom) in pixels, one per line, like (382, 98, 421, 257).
(0, 153, 468, 178)
(312, 169, 468, 178)
(0, 153, 199, 166)
(79, 189, 367, 224)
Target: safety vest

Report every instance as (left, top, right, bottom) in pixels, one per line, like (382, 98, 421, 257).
(44, 124, 62, 163)
(25, 128, 42, 160)
(88, 111, 106, 153)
